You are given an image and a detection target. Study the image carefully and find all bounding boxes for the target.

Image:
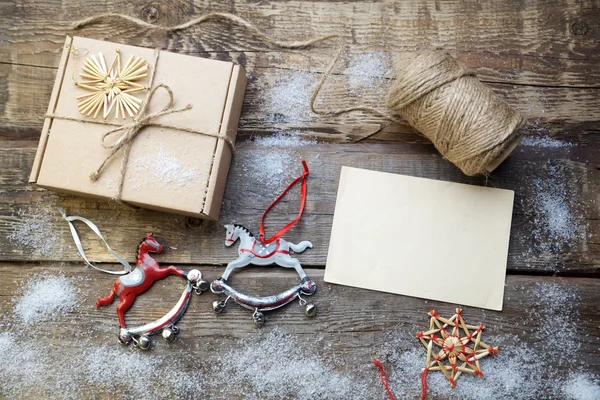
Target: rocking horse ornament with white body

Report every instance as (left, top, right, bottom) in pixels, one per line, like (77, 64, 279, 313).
(60, 210, 209, 350)
(210, 161, 318, 326)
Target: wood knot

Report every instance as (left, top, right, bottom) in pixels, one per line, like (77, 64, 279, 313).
(185, 217, 203, 229)
(571, 20, 589, 36)
(140, 5, 160, 24)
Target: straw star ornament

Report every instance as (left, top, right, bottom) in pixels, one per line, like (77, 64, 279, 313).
(75, 49, 149, 119)
(416, 308, 499, 399)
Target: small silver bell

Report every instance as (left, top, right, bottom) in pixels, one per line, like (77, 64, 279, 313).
(186, 269, 201, 282)
(253, 311, 265, 326)
(196, 280, 210, 292)
(162, 328, 176, 342)
(119, 328, 133, 345)
(137, 335, 151, 350)
(212, 300, 227, 313)
(305, 303, 317, 317)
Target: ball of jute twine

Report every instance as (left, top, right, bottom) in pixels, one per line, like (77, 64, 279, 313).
(71, 12, 524, 176)
(387, 51, 524, 176)
(310, 48, 525, 176)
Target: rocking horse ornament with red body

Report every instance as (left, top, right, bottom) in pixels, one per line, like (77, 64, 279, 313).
(60, 210, 209, 350)
(210, 161, 318, 326)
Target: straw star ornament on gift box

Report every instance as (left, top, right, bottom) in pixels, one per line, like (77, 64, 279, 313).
(75, 49, 149, 119)
(416, 308, 499, 399)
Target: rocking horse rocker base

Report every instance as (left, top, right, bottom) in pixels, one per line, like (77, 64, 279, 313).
(118, 269, 208, 349)
(95, 233, 210, 350)
(211, 224, 317, 326)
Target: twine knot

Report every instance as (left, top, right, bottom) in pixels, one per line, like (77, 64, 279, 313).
(89, 84, 193, 198)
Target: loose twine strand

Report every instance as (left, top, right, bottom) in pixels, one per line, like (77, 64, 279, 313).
(72, 12, 339, 49)
(71, 12, 398, 134)
(71, 11, 524, 177)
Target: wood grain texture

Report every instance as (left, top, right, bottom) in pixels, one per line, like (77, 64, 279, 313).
(0, 1, 599, 398)
(0, 263, 598, 398)
(1, 143, 598, 273)
(1, 0, 599, 85)
(2, 53, 600, 141)
(1, 0, 599, 142)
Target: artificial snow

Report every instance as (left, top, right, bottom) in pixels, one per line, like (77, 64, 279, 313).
(132, 146, 201, 190)
(7, 207, 60, 257)
(84, 346, 203, 399)
(385, 280, 597, 399)
(260, 71, 317, 123)
(1, 278, 598, 399)
(345, 51, 393, 107)
(210, 330, 373, 400)
(385, 336, 546, 400)
(238, 132, 317, 191)
(13, 273, 79, 325)
(0, 332, 204, 399)
(523, 161, 585, 255)
(563, 373, 600, 400)
(253, 132, 317, 148)
(257, 52, 392, 123)
(521, 135, 573, 148)
(529, 281, 581, 359)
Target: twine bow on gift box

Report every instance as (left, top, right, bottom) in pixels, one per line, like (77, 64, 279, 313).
(87, 83, 231, 201)
(46, 48, 235, 202)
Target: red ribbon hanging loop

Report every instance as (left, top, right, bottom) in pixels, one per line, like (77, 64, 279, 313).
(259, 160, 309, 245)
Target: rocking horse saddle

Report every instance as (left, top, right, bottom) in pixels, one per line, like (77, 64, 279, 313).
(119, 267, 145, 287)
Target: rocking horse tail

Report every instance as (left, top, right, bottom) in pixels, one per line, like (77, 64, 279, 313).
(288, 240, 313, 253)
(96, 280, 120, 308)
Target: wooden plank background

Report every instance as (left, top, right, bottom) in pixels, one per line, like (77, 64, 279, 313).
(0, 0, 598, 399)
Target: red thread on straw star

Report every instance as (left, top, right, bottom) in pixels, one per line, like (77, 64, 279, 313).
(417, 308, 499, 399)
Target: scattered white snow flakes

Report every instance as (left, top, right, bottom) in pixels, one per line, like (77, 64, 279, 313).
(7, 207, 60, 257)
(1, 271, 203, 399)
(380, 326, 541, 400)
(254, 52, 391, 125)
(253, 132, 317, 148)
(238, 133, 316, 191)
(210, 330, 372, 400)
(521, 135, 574, 148)
(384, 330, 597, 400)
(528, 282, 582, 363)
(260, 70, 317, 123)
(563, 373, 600, 400)
(0, 335, 203, 399)
(521, 161, 586, 256)
(0, 332, 48, 394)
(345, 51, 393, 104)
(220, 132, 317, 225)
(132, 146, 200, 190)
(13, 273, 79, 325)
(84, 346, 203, 399)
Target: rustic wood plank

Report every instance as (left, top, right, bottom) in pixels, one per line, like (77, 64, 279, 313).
(1, 61, 599, 144)
(1, 144, 598, 273)
(1, 0, 599, 87)
(0, 263, 597, 398)
(2, 2, 598, 143)
(1, 1, 599, 398)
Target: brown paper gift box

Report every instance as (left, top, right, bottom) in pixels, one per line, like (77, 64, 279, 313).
(29, 36, 246, 220)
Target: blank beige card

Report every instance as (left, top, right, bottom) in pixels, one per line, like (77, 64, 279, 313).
(324, 167, 515, 311)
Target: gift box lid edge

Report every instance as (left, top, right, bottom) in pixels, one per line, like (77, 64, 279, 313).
(29, 35, 74, 183)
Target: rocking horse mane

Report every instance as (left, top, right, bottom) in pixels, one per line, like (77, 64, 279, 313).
(136, 238, 146, 260)
(233, 224, 254, 237)
(136, 236, 156, 260)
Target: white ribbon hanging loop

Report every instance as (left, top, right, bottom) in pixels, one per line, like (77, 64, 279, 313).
(58, 208, 132, 275)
